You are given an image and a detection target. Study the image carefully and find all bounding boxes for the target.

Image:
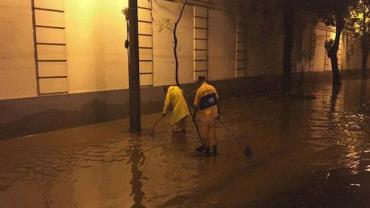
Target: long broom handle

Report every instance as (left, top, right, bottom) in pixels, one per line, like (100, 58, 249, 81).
(150, 116, 164, 136)
(219, 119, 253, 159)
(218, 119, 243, 147)
(182, 91, 203, 145)
(191, 111, 202, 144)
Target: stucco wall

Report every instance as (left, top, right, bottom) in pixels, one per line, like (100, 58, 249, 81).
(1, 0, 369, 139)
(65, 0, 129, 93)
(208, 9, 235, 81)
(345, 38, 363, 70)
(0, 0, 37, 99)
(242, 0, 283, 77)
(0, 0, 368, 101)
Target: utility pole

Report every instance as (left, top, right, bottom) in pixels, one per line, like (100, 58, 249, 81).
(127, 0, 141, 132)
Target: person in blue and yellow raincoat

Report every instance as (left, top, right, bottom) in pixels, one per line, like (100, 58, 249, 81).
(162, 85, 190, 133)
(193, 76, 219, 155)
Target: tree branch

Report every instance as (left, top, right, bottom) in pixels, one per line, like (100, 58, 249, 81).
(173, 0, 187, 86)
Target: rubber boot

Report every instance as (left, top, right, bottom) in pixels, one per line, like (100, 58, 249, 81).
(195, 145, 204, 153)
(212, 145, 218, 155)
(204, 146, 210, 156)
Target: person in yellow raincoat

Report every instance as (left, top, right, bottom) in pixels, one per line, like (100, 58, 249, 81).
(193, 76, 219, 155)
(162, 85, 190, 133)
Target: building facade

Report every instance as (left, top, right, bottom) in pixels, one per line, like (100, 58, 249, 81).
(0, 0, 365, 138)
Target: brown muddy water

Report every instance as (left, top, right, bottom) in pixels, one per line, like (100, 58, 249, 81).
(0, 79, 370, 208)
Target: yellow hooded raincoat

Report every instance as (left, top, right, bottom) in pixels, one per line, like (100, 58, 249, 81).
(162, 86, 190, 124)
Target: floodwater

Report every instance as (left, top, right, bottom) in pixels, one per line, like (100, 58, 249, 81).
(1, 78, 370, 208)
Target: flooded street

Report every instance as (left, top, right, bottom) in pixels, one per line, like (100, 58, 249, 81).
(1, 78, 370, 208)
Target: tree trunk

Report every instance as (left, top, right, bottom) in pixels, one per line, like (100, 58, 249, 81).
(361, 49, 369, 79)
(329, 54, 341, 85)
(361, 37, 369, 79)
(328, 14, 344, 86)
(173, 0, 187, 86)
(282, 1, 295, 93)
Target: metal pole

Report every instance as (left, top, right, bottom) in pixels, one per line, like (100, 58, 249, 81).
(31, 0, 41, 95)
(128, 0, 141, 132)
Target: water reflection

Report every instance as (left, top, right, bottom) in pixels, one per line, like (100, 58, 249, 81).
(126, 135, 145, 208)
(279, 99, 291, 141)
(1, 79, 370, 207)
(329, 85, 340, 119)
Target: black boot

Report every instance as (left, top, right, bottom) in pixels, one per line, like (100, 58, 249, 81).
(212, 145, 218, 155)
(204, 146, 210, 156)
(195, 145, 204, 153)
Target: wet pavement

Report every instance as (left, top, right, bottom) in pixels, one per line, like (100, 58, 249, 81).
(1, 78, 370, 208)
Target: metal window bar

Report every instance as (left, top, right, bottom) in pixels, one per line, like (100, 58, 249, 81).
(38, 76, 68, 79)
(31, 0, 41, 94)
(138, 0, 154, 86)
(138, 6, 151, 10)
(193, 7, 209, 80)
(38, 59, 67, 62)
(35, 25, 65, 30)
(235, 15, 246, 78)
(31, 0, 68, 95)
(139, 46, 153, 49)
(138, 20, 152, 24)
(37, 42, 66, 46)
(138, 33, 152, 37)
(34, 7, 64, 13)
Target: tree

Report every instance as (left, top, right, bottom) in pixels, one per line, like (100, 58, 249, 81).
(309, 0, 356, 86)
(173, 0, 187, 86)
(348, 0, 370, 79)
(157, 0, 187, 86)
(281, 0, 297, 93)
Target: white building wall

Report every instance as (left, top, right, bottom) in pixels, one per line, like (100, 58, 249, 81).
(0, 0, 37, 99)
(242, 3, 283, 77)
(345, 37, 363, 70)
(65, 0, 129, 93)
(208, 9, 235, 81)
(0, 0, 367, 101)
